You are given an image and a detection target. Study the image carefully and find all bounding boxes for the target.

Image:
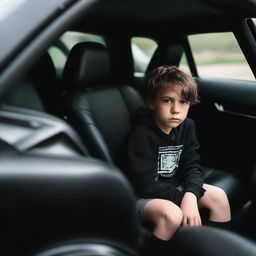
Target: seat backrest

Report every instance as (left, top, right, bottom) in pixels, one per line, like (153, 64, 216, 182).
(29, 52, 61, 114)
(62, 42, 145, 164)
(0, 153, 139, 256)
(2, 52, 60, 115)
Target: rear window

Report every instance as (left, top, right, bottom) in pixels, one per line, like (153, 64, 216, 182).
(60, 31, 106, 49)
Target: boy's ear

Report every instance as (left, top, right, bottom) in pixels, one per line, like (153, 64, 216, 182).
(146, 100, 154, 110)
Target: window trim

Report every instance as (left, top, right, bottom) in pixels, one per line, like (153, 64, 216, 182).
(183, 36, 198, 77)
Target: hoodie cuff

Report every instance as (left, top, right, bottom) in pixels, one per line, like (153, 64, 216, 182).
(184, 183, 206, 200)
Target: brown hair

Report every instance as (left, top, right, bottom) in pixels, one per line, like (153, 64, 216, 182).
(143, 66, 199, 105)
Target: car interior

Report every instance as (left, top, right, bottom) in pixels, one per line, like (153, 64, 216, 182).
(0, 0, 256, 255)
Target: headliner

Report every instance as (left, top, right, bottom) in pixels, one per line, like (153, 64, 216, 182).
(74, 0, 256, 36)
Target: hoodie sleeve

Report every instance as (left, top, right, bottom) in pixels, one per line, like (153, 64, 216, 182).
(179, 119, 205, 199)
(125, 127, 182, 203)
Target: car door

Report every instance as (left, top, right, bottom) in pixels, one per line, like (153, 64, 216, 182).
(181, 28, 256, 183)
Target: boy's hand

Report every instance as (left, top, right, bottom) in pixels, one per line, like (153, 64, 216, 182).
(180, 192, 202, 226)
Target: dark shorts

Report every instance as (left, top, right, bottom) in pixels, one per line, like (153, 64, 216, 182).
(136, 198, 153, 218)
(136, 185, 184, 219)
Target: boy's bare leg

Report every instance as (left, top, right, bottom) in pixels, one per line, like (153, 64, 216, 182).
(198, 184, 231, 222)
(143, 199, 183, 240)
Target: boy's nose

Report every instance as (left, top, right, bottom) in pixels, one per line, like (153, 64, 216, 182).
(171, 102, 179, 114)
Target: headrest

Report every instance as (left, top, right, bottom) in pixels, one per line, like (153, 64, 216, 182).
(63, 42, 111, 90)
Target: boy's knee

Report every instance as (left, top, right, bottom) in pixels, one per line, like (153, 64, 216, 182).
(160, 205, 183, 227)
(215, 187, 228, 200)
(210, 186, 229, 206)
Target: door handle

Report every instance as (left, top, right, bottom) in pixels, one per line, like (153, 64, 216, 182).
(214, 102, 256, 119)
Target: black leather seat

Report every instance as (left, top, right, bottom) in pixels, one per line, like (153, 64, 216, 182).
(34, 241, 138, 256)
(2, 52, 61, 115)
(0, 152, 139, 256)
(172, 226, 256, 256)
(61, 42, 247, 214)
(0, 50, 140, 255)
(62, 42, 145, 165)
(29, 52, 62, 115)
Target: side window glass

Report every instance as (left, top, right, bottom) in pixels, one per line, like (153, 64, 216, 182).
(48, 32, 106, 77)
(131, 37, 157, 76)
(188, 32, 254, 81)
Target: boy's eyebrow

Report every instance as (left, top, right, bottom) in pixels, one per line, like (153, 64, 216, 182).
(159, 95, 188, 101)
(159, 96, 183, 99)
(159, 96, 173, 99)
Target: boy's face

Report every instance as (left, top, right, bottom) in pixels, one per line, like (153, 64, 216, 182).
(147, 83, 190, 134)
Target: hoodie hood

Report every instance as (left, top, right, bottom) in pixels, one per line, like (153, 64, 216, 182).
(132, 107, 154, 126)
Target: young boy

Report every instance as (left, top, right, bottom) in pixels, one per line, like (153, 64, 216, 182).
(123, 66, 231, 241)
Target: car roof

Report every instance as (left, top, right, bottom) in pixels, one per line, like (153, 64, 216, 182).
(77, 0, 256, 36)
(1, 0, 256, 95)
(1, 0, 255, 67)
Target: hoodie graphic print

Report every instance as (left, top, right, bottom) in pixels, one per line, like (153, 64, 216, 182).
(157, 145, 183, 178)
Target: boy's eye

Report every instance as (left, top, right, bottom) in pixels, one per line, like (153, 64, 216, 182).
(162, 98, 173, 103)
(180, 99, 189, 104)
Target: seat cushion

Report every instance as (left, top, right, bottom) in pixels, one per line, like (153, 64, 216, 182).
(203, 167, 247, 211)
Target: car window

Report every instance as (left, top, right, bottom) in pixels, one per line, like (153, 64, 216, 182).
(60, 31, 106, 50)
(48, 32, 106, 77)
(131, 37, 158, 76)
(182, 32, 254, 81)
(47, 46, 67, 78)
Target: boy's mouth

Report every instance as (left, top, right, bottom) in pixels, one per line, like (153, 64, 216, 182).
(169, 118, 180, 122)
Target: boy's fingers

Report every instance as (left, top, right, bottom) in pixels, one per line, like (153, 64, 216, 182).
(189, 217, 195, 226)
(183, 215, 202, 226)
(182, 217, 188, 226)
(185, 216, 195, 226)
(187, 216, 201, 226)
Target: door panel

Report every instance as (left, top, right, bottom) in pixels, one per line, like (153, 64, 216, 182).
(189, 78, 256, 181)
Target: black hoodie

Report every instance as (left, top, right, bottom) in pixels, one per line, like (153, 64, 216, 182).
(122, 107, 205, 204)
